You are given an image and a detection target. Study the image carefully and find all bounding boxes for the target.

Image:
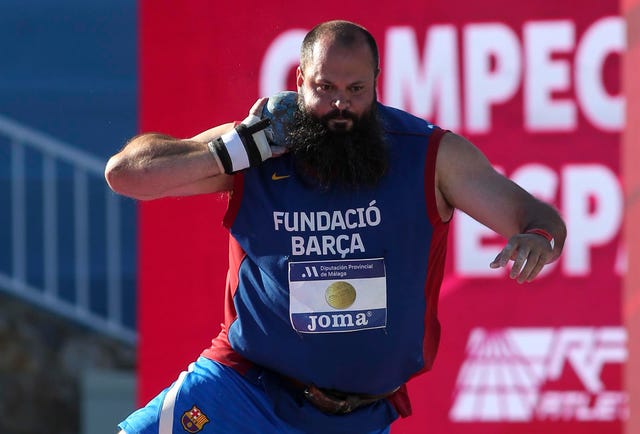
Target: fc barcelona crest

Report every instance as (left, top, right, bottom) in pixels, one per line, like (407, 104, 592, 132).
(181, 405, 209, 433)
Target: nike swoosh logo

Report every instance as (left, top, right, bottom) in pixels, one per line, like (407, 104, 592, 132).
(272, 172, 290, 181)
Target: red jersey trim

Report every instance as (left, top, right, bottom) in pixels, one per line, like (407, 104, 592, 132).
(424, 127, 447, 226)
(418, 127, 450, 376)
(201, 234, 254, 374)
(223, 173, 244, 229)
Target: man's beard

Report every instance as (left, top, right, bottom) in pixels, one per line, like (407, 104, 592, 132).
(285, 101, 388, 190)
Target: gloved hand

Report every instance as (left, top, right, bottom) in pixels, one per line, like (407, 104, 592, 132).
(207, 110, 275, 174)
(207, 94, 295, 174)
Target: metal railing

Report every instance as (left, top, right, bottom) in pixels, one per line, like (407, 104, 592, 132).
(0, 113, 136, 345)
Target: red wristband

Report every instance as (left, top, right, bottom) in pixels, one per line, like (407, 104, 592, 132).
(525, 228, 554, 247)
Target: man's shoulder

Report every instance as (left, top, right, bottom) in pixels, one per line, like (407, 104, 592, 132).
(377, 102, 439, 136)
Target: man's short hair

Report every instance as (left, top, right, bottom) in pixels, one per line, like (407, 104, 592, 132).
(300, 20, 380, 76)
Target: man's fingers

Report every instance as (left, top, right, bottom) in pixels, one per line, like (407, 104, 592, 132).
(524, 258, 546, 282)
(249, 97, 268, 116)
(490, 233, 555, 282)
(515, 252, 543, 283)
(509, 250, 530, 280)
(490, 242, 515, 269)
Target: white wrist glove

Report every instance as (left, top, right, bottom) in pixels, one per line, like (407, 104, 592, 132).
(207, 114, 273, 174)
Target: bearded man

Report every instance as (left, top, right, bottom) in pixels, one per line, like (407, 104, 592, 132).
(106, 20, 566, 434)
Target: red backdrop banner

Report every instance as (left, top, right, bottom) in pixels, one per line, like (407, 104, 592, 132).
(138, 1, 626, 433)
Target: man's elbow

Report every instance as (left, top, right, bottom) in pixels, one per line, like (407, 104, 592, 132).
(104, 154, 144, 198)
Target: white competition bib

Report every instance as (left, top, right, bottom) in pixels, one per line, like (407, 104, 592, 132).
(288, 258, 387, 333)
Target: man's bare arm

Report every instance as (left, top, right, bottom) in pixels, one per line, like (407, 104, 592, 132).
(435, 132, 567, 282)
(104, 123, 236, 200)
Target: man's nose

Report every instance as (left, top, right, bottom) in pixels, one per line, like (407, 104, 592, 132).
(331, 95, 350, 111)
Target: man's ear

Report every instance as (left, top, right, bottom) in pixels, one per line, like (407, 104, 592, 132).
(296, 66, 304, 91)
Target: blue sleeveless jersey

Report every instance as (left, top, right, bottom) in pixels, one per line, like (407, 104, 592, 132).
(203, 104, 449, 401)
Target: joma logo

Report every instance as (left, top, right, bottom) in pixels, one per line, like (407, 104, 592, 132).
(307, 313, 369, 331)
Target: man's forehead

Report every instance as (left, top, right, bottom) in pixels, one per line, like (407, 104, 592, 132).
(310, 36, 371, 60)
(303, 38, 376, 78)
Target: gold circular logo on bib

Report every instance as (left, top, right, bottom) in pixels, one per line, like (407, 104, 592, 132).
(325, 281, 357, 309)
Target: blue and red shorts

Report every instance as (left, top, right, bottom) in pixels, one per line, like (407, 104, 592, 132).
(119, 357, 394, 434)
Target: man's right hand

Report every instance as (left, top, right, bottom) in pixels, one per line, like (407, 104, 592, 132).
(208, 98, 286, 174)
